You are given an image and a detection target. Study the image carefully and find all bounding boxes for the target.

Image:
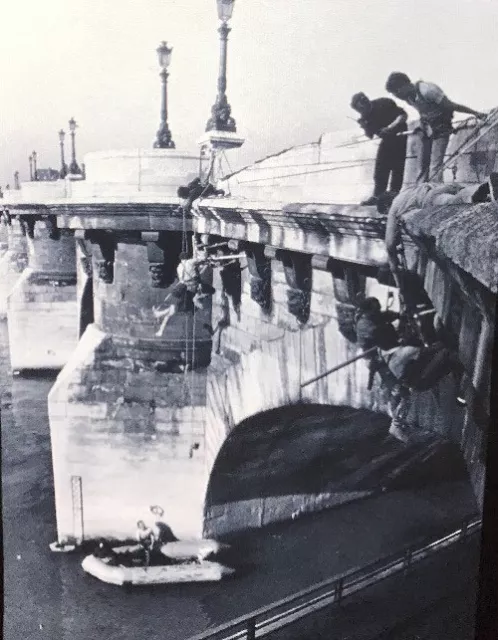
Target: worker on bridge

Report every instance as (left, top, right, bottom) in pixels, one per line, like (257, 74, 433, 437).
(385, 72, 487, 183)
(152, 249, 216, 337)
(353, 296, 471, 443)
(351, 92, 408, 206)
(153, 244, 244, 337)
(378, 179, 496, 293)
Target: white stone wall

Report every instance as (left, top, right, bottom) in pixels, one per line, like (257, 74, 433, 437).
(220, 119, 498, 205)
(7, 269, 78, 370)
(70, 149, 200, 200)
(48, 325, 208, 543)
(0, 224, 28, 318)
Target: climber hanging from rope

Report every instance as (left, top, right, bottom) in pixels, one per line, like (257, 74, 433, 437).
(153, 147, 237, 337)
(153, 240, 245, 337)
(351, 296, 476, 443)
(379, 176, 498, 296)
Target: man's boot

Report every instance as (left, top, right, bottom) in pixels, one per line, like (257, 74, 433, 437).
(361, 195, 379, 206)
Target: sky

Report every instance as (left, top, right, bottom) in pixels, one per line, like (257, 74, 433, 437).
(0, 0, 497, 186)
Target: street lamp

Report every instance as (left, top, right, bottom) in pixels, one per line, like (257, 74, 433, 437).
(32, 151, 38, 181)
(153, 41, 175, 149)
(68, 118, 82, 175)
(59, 129, 68, 178)
(28, 155, 33, 181)
(14, 171, 20, 189)
(206, 0, 237, 132)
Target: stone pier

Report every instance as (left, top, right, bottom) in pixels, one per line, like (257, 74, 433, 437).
(7, 216, 77, 370)
(0, 216, 28, 318)
(46, 150, 216, 543)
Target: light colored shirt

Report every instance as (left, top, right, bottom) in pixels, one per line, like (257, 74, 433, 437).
(136, 527, 154, 544)
(381, 346, 421, 380)
(406, 81, 453, 136)
(384, 183, 473, 257)
(177, 259, 200, 289)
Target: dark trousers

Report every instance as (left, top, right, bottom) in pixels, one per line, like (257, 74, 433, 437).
(373, 135, 407, 196)
(403, 343, 462, 391)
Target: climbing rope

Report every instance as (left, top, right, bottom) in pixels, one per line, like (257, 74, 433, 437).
(428, 109, 498, 181)
(236, 160, 370, 184)
(394, 234, 428, 347)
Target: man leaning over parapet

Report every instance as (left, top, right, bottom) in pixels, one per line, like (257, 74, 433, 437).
(385, 72, 487, 183)
(378, 178, 497, 291)
(351, 92, 408, 206)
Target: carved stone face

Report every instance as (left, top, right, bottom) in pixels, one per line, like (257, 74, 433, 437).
(149, 263, 167, 288)
(96, 260, 114, 284)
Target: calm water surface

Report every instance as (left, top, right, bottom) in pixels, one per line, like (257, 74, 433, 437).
(1, 321, 479, 640)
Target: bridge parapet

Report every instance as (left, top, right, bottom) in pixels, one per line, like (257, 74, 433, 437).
(219, 118, 498, 205)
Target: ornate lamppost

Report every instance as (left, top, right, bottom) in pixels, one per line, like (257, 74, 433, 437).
(32, 151, 38, 181)
(14, 171, 20, 189)
(206, 0, 237, 132)
(153, 41, 175, 149)
(28, 155, 33, 181)
(59, 129, 68, 178)
(68, 118, 82, 175)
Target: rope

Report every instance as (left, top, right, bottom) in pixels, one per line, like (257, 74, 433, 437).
(428, 109, 498, 181)
(237, 160, 369, 184)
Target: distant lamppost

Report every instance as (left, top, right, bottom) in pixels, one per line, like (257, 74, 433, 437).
(68, 118, 82, 175)
(153, 41, 175, 149)
(32, 151, 38, 181)
(59, 129, 68, 178)
(14, 171, 20, 189)
(28, 155, 33, 180)
(206, 0, 237, 132)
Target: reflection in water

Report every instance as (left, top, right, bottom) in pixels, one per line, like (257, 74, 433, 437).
(1, 321, 478, 640)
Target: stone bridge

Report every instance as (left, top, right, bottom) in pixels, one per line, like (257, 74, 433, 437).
(1, 122, 496, 544)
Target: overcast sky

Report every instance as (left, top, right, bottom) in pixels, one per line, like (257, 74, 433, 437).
(0, 0, 496, 186)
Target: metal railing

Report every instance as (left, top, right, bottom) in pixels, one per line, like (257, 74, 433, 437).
(187, 518, 481, 640)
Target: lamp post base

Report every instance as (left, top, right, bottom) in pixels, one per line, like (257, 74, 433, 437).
(197, 130, 245, 151)
(197, 130, 245, 184)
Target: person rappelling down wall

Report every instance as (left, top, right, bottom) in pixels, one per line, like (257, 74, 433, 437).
(153, 174, 243, 342)
(356, 174, 496, 443)
(353, 296, 485, 444)
(378, 178, 498, 292)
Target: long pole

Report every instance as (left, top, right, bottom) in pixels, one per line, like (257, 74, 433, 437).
(301, 347, 377, 389)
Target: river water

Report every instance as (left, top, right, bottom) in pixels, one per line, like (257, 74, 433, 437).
(1, 319, 479, 640)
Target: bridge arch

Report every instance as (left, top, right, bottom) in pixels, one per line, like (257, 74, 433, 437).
(202, 318, 470, 537)
(203, 402, 391, 537)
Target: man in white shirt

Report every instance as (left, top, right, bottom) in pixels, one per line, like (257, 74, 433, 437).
(152, 251, 216, 336)
(385, 72, 486, 183)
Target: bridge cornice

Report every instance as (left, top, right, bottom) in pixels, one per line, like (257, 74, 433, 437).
(5, 202, 189, 232)
(195, 198, 388, 265)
